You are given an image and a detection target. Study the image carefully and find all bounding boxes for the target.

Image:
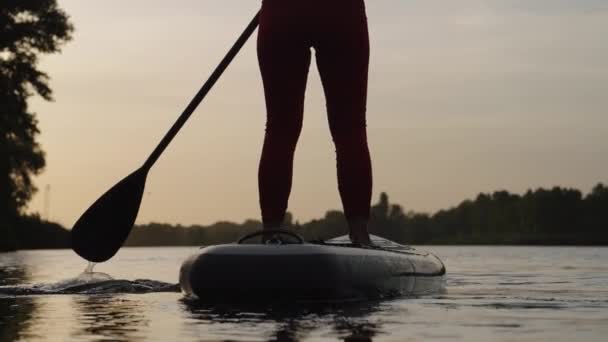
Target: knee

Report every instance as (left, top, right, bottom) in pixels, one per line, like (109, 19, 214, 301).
(331, 125, 368, 154)
(264, 120, 302, 153)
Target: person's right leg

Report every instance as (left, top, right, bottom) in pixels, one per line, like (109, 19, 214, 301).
(257, 1, 311, 229)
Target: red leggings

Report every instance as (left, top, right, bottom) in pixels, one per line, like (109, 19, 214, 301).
(257, 0, 372, 226)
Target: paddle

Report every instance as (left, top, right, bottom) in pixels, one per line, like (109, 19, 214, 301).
(71, 12, 261, 263)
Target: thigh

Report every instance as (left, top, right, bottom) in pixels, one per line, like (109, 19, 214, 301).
(315, 10, 369, 133)
(258, 6, 311, 130)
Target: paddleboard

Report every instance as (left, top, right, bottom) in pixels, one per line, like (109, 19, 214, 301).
(179, 232, 445, 302)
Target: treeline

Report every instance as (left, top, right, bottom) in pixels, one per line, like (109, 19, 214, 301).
(1, 184, 606, 252)
(367, 183, 608, 245)
(126, 183, 608, 246)
(0, 215, 69, 251)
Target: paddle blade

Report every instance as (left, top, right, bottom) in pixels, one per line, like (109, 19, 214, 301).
(71, 168, 148, 263)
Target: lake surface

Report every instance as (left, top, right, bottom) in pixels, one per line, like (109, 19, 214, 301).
(1, 246, 607, 341)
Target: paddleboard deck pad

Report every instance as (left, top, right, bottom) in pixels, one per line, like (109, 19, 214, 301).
(179, 232, 445, 302)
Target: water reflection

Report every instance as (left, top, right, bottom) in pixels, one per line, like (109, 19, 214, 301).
(335, 318, 377, 342)
(0, 297, 36, 341)
(0, 252, 35, 340)
(0, 252, 29, 286)
(182, 299, 384, 341)
(71, 295, 149, 341)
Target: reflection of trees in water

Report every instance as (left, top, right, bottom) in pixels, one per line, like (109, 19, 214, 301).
(181, 300, 383, 341)
(0, 297, 36, 341)
(0, 252, 29, 286)
(0, 253, 36, 341)
(71, 295, 149, 341)
(335, 318, 377, 342)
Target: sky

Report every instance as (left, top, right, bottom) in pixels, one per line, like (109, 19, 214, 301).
(27, 0, 608, 227)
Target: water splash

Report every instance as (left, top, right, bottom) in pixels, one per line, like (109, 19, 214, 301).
(40, 262, 115, 293)
(85, 262, 96, 273)
(0, 262, 179, 296)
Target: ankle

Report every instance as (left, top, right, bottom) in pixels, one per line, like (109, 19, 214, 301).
(348, 218, 371, 244)
(263, 222, 282, 230)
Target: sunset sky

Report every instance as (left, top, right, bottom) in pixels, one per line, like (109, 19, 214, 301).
(28, 0, 608, 227)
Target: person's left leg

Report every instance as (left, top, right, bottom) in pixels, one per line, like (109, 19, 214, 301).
(314, 1, 373, 243)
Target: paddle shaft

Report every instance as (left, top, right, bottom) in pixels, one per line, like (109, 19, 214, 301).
(143, 11, 260, 171)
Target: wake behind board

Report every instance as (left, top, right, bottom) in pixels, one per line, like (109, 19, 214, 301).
(179, 231, 445, 302)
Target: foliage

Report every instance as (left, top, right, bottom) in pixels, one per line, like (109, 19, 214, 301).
(0, 1, 73, 225)
(126, 183, 608, 246)
(2, 183, 606, 252)
(0, 219, 18, 251)
(13, 214, 69, 249)
(0, 214, 69, 251)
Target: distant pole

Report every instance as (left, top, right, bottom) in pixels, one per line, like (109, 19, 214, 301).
(44, 184, 51, 221)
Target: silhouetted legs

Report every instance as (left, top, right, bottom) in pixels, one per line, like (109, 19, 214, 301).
(257, 0, 372, 244)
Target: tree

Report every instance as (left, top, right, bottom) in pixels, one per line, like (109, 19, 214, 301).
(0, 1, 73, 224)
(371, 192, 390, 220)
(584, 183, 608, 236)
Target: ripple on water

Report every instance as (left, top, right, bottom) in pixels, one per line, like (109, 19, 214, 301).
(0, 271, 179, 296)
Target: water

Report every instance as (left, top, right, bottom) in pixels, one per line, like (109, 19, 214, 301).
(1, 246, 607, 341)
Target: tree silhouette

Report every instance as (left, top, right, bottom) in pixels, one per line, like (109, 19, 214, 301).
(1, 1, 73, 250)
(0, 1, 73, 223)
(122, 184, 608, 247)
